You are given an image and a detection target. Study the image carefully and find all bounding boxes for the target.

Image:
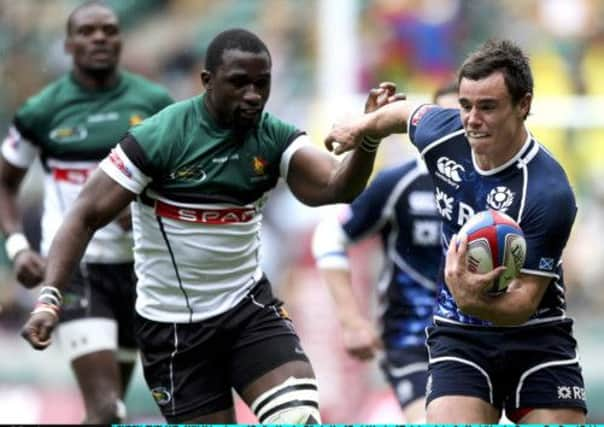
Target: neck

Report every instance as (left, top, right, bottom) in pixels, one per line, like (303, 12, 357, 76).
(475, 125, 528, 170)
(71, 67, 119, 90)
(203, 95, 230, 129)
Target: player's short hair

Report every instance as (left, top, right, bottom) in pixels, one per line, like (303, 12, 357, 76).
(204, 28, 271, 73)
(66, 0, 116, 35)
(458, 39, 533, 108)
(433, 81, 458, 103)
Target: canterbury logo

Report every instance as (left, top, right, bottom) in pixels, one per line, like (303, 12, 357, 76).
(437, 157, 464, 182)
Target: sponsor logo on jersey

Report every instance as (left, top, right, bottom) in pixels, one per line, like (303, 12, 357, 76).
(49, 126, 88, 143)
(413, 220, 440, 246)
(486, 186, 514, 212)
(409, 191, 437, 214)
(129, 114, 143, 126)
(155, 200, 257, 224)
(252, 156, 268, 175)
(52, 167, 91, 185)
(150, 387, 172, 405)
(87, 112, 119, 123)
(213, 154, 240, 164)
(109, 149, 132, 178)
(435, 187, 454, 220)
(435, 156, 464, 188)
(168, 164, 207, 182)
(411, 104, 435, 126)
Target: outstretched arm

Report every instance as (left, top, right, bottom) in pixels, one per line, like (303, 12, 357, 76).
(21, 169, 136, 349)
(324, 100, 415, 155)
(287, 83, 407, 206)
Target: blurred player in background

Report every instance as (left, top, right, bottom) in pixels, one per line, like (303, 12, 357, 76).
(311, 82, 457, 423)
(0, 1, 173, 423)
(19, 28, 398, 424)
(324, 39, 586, 423)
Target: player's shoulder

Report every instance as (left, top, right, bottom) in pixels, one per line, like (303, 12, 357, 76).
(522, 142, 576, 220)
(408, 105, 463, 147)
(130, 96, 196, 139)
(121, 70, 172, 98)
(16, 75, 70, 119)
(528, 143, 575, 200)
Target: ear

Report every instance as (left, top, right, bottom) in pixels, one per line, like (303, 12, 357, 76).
(518, 92, 532, 118)
(200, 70, 211, 90)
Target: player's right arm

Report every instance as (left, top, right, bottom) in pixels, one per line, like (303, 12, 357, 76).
(21, 169, 136, 349)
(324, 99, 414, 155)
(0, 127, 46, 288)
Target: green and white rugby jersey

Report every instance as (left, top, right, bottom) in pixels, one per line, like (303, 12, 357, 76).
(100, 94, 313, 323)
(1, 71, 173, 262)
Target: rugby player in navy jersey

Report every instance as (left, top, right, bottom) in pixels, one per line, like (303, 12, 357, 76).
(311, 83, 458, 423)
(0, 1, 173, 423)
(19, 28, 397, 424)
(324, 40, 586, 424)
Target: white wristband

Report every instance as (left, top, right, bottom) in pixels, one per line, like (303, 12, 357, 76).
(4, 233, 30, 261)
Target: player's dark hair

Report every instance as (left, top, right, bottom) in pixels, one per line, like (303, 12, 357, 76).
(433, 81, 458, 103)
(66, 0, 115, 35)
(205, 28, 271, 73)
(458, 39, 533, 117)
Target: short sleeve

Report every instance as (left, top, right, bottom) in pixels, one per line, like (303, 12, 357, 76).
(520, 187, 577, 276)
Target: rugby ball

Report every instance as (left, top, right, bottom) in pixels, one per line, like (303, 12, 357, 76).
(458, 210, 526, 294)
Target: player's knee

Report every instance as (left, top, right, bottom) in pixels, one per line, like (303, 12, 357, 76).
(85, 399, 126, 424)
(251, 377, 321, 424)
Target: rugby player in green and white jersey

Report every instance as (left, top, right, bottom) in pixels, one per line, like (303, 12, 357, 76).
(20, 28, 397, 424)
(0, 1, 173, 423)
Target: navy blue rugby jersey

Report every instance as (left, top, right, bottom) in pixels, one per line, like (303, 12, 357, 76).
(341, 159, 441, 347)
(407, 105, 577, 326)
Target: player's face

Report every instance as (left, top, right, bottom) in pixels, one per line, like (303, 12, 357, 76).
(65, 5, 121, 75)
(202, 49, 271, 130)
(459, 72, 530, 163)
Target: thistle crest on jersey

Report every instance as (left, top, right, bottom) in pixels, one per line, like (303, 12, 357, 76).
(459, 209, 526, 294)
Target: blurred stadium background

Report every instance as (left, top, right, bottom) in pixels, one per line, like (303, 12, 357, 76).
(1, 0, 604, 423)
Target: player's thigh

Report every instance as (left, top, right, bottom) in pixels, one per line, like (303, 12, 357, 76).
(380, 346, 428, 411)
(229, 279, 319, 423)
(503, 320, 587, 421)
(427, 395, 500, 423)
(425, 322, 502, 422)
(86, 262, 138, 352)
(519, 407, 586, 423)
(134, 312, 234, 423)
(58, 263, 137, 359)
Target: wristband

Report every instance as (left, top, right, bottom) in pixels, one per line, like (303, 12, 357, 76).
(31, 303, 60, 320)
(359, 135, 381, 153)
(33, 286, 63, 320)
(4, 233, 30, 261)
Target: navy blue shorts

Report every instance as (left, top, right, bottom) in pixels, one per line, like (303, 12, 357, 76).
(425, 319, 587, 416)
(135, 277, 310, 423)
(380, 345, 428, 409)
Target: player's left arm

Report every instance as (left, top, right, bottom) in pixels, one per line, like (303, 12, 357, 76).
(447, 234, 550, 324)
(448, 182, 577, 326)
(285, 143, 376, 206)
